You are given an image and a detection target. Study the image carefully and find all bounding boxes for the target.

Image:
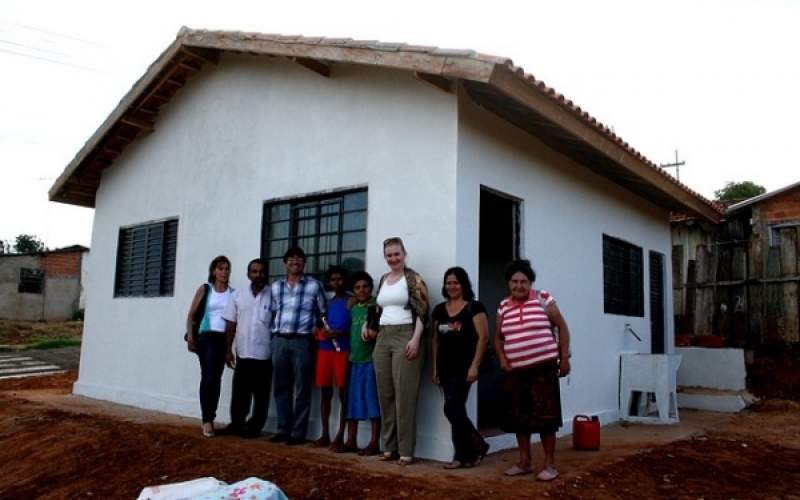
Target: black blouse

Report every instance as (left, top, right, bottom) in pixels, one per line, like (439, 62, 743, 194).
(432, 300, 486, 378)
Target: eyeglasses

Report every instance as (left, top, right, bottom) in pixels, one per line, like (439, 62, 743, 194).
(383, 237, 404, 247)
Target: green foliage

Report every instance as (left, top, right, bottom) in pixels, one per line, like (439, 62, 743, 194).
(29, 339, 82, 350)
(13, 234, 47, 253)
(714, 181, 766, 201)
(0, 240, 9, 253)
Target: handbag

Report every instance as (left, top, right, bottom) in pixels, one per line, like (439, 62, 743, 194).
(184, 283, 211, 341)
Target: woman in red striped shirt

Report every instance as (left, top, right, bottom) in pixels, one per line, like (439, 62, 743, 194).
(493, 259, 571, 481)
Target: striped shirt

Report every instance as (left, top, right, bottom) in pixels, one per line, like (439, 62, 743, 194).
(271, 275, 326, 335)
(498, 289, 558, 369)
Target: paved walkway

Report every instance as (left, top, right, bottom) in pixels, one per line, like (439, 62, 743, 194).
(0, 346, 80, 379)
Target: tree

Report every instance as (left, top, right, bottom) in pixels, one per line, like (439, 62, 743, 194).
(13, 234, 47, 253)
(714, 181, 766, 201)
(0, 240, 9, 253)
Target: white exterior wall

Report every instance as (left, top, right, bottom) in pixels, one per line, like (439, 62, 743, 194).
(77, 54, 459, 459)
(454, 94, 675, 443)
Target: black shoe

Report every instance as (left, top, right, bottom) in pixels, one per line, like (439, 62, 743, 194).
(286, 437, 308, 446)
(215, 425, 244, 436)
(268, 433, 289, 443)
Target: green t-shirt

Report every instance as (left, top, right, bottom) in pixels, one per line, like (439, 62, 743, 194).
(349, 297, 377, 364)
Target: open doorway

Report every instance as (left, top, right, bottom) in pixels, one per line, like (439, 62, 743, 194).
(477, 187, 520, 431)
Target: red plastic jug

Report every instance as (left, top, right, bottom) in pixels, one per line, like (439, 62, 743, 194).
(572, 415, 600, 450)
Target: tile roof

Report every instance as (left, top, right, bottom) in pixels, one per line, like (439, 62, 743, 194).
(49, 28, 724, 222)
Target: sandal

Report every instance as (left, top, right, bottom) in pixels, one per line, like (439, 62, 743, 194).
(358, 445, 380, 456)
(397, 456, 414, 466)
(471, 443, 490, 467)
(443, 461, 465, 470)
(504, 464, 532, 477)
(311, 438, 330, 448)
(378, 451, 399, 462)
(331, 443, 359, 454)
(202, 423, 215, 438)
(536, 468, 559, 481)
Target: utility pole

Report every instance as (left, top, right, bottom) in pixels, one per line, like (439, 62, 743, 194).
(660, 150, 685, 181)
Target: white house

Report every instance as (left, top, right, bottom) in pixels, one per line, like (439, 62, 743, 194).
(49, 28, 722, 461)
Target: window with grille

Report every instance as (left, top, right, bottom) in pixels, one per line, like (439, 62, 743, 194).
(18, 268, 44, 294)
(603, 234, 644, 317)
(262, 189, 367, 284)
(114, 218, 178, 297)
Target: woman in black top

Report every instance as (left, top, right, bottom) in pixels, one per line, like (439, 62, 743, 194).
(431, 267, 490, 469)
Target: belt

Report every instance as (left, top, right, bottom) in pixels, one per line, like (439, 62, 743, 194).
(275, 333, 310, 339)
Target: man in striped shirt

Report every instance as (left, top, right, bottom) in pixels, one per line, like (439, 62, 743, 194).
(269, 247, 327, 446)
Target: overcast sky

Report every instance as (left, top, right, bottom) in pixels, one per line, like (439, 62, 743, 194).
(1, 0, 798, 249)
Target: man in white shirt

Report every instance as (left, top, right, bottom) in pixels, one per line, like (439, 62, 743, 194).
(217, 258, 273, 439)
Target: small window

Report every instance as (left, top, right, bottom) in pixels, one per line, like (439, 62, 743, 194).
(262, 189, 367, 283)
(115, 218, 178, 297)
(603, 234, 644, 317)
(770, 223, 799, 247)
(19, 268, 44, 294)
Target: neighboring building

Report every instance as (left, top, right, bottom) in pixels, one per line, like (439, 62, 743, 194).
(672, 181, 800, 347)
(0, 245, 89, 320)
(49, 29, 721, 460)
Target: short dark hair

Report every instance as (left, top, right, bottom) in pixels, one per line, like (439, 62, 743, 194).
(326, 264, 349, 282)
(283, 246, 306, 262)
(247, 258, 266, 273)
(504, 259, 536, 283)
(350, 270, 374, 290)
(441, 266, 476, 300)
(207, 255, 231, 283)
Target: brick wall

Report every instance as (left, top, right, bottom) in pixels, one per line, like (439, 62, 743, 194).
(41, 251, 81, 278)
(758, 192, 800, 222)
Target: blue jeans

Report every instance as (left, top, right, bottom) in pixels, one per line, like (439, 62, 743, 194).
(272, 335, 313, 438)
(441, 374, 487, 463)
(195, 331, 227, 423)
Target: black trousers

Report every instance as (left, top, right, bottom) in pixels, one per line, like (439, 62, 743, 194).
(230, 357, 273, 434)
(441, 374, 487, 463)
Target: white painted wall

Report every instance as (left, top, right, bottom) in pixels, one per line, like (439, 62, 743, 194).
(77, 54, 460, 459)
(75, 53, 677, 461)
(454, 93, 675, 447)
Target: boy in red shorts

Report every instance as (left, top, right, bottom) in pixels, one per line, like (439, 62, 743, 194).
(312, 265, 353, 451)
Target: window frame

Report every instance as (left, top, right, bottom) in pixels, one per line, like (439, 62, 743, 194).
(261, 188, 368, 284)
(18, 268, 45, 294)
(114, 218, 179, 298)
(602, 234, 644, 317)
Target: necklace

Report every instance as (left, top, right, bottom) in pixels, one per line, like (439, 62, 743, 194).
(386, 272, 404, 284)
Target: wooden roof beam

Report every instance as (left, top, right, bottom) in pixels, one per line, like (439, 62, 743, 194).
(120, 115, 155, 132)
(290, 57, 330, 77)
(413, 72, 453, 93)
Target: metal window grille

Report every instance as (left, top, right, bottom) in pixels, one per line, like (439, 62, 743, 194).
(603, 234, 644, 317)
(114, 219, 178, 297)
(262, 189, 367, 284)
(18, 268, 44, 294)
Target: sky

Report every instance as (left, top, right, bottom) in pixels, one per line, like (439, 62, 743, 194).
(1, 0, 798, 249)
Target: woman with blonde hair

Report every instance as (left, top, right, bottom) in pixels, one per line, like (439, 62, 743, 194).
(372, 237, 428, 466)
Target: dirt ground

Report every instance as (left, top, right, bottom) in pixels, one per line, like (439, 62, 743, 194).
(2, 351, 800, 500)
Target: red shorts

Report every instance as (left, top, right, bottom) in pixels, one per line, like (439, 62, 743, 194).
(315, 350, 349, 388)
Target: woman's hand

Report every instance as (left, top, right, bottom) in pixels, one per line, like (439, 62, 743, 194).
(499, 356, 513, 372)
(558, 358, 571, 377)
(466, 365, 479, 383)
(405, 338, 420, 360)
(225, 350, 235, 369)
(186, 337, 196, 353)
(432, 370, 440, 385)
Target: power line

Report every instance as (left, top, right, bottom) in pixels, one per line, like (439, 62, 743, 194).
(660, 150, 685, 182)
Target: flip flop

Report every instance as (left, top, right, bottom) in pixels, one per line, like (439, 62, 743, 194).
(358, 446, 380, 456)
(443, 461, 465, 470)
(378, 451, 399, 462)
(311, 438, 330, 448)
(396, 456, 414, 466)
(536, 468, 560, 481)
(504, 465, 532, 477)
